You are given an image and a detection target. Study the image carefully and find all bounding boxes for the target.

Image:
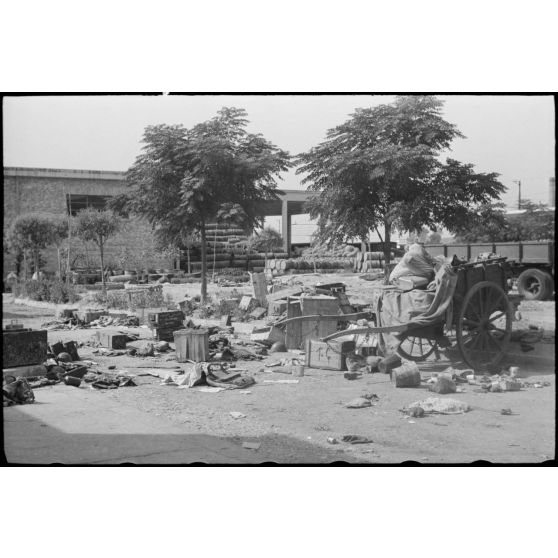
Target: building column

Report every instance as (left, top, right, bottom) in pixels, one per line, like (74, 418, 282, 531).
(281, 199, 291, 256)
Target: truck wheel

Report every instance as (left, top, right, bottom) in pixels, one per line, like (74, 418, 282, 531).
(517, 269, 553, 301)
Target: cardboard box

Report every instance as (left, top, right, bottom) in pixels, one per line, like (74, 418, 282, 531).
(305, 339, 355, 371)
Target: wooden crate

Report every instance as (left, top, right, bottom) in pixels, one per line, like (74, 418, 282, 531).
(174, 329, 209, 362)
(97, 330, 128, 349)
(305, 339, 355, 371)
(3, 329, 48, 368)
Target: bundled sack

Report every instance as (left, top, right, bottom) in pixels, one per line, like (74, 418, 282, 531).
(3, 377, 35, 406)
(407, 397, 470, 415)
(389, 243, 437, 283)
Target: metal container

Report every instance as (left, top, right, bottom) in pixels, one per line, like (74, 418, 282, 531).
(64, 376, 82, 387)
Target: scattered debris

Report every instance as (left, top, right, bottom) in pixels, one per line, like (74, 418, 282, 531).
(428, 376, 457, 394)
(341, 435, 373, 444)
(404, 397, 471, 415)
(345, 397, 372, 409)
(242, 441, 261, 450)
(230, 411, 246, 419)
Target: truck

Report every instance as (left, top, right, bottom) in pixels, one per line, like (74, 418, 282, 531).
(422, 241, 555, 301)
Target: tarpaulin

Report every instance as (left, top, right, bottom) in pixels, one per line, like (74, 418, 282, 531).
(376, 264, 458, 354)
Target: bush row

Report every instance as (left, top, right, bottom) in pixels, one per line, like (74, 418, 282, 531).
(13, 279, 81, 304)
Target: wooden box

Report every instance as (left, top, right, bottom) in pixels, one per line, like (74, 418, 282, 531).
(3, 329, 48, 368)
(154, 328, 177, 342)
(174, 329, 209, 362)
(97, 330, 128, 349)
(148, 310, 184, 329)
(305, 339, 355, 371)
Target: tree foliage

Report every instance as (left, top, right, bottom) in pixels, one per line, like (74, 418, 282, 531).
(249, 226, 282, 255)
(6, 213, 58, 278)
(74, 208, 121, 291)
(454, 200, 555, 242)
(110, 107, 291, 301)
(297, 95, 506, 262)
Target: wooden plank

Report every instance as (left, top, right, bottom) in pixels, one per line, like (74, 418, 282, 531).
(250, 271, 268, 306)
(266, 286, 303, 303)
(285, 297, 302, 350)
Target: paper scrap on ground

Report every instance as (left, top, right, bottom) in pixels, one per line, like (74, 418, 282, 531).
(263, 379, 299, 384)
(242, 442, 261, 450)
(230, 411, 247, 419)
(196, 387, 225, 393)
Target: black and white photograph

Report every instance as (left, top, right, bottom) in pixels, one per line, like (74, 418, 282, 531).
(2, 94, 555, 465)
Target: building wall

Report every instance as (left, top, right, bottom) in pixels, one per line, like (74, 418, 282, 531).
(3, 168, 174, 276)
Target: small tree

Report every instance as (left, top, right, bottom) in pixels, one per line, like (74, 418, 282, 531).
(50, 217, 69, 279)
(7, 213, 57, 278)
(249, 226, 283, 266)
(74, 208, 121, 292)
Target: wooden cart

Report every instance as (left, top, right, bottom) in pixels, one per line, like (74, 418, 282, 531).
(321, 259, 515, 371)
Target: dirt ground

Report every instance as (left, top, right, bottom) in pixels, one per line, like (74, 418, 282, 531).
(2, 273, 555, 463)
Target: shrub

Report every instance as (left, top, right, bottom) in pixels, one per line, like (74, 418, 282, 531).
(98, 286, 165, 310)
(13, 279, 80, 303)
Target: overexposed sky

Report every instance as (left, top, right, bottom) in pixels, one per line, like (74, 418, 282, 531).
(3, 94, 555, 214)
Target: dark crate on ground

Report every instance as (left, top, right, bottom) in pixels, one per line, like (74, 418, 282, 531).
(3, 329, 48, 368)
(305, 339, 355, 371)
(174, 329, 209, 362)
(153, 328, 179, 342)
(148, 310, 184, 330)
(96, 330, 128, 350)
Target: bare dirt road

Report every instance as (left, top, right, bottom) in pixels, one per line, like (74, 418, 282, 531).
(2, 279, 555, 464)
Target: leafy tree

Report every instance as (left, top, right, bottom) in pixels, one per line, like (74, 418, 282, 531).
(297, 96, 506, 263)
(74, 208, 121, 292)
(453, 202, 510, 242)
(506, 200, 555, 241)
(248, 226, 282, 265)
(110, 107, 291, 302)
(453, 200, 554, 242)
(6, 213, 57, 278)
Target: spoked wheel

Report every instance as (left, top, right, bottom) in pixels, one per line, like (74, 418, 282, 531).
(456, 281, 512, 371)
(397, 334, 437, 361)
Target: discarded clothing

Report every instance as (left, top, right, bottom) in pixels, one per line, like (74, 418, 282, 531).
(407, 397, 470, 415)
(3, 377, 35, 405)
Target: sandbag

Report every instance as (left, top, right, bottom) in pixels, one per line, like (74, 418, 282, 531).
(389, 243, 436, 283)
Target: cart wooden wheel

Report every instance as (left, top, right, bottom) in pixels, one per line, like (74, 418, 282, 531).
(397, 334, 437, 361)
(456, 281, 512, 370)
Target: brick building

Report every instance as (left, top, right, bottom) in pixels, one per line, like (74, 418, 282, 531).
(3, 167, 174, 277)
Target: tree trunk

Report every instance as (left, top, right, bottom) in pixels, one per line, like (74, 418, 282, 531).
(23, 251, 28, 280)
(33, 250, 40, 278)
(57, 247, 62, 279)
(200, 221, 208, 303)
(100, 240, 106, 294)
(187, 246, 191, 274)
(383, 221, 391, 264)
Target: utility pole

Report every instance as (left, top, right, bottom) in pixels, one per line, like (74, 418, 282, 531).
(512, 180, 522, 209)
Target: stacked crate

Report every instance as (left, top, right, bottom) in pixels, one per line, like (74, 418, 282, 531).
(147, 310, 185, 342)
